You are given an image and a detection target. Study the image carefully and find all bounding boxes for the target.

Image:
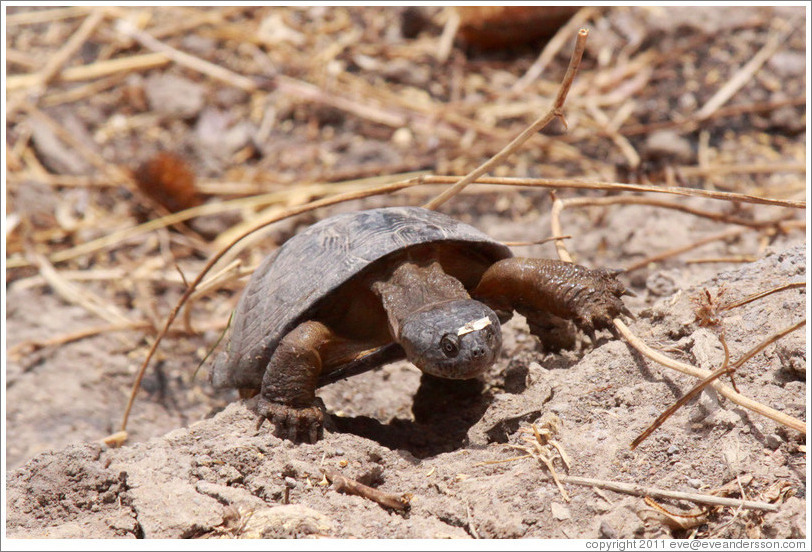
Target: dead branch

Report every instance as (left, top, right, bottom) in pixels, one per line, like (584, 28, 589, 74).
(321, 469, 411, 511)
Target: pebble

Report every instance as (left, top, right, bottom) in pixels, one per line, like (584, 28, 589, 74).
(145, 73, 205, 118)
(550, 502, 571, 520)
(765, 433, 783, 450)
(599, 520, 618, 539)
(687, 478, 703, 489)
(644, 130, 694, 163)
(392, 127, 414, 148)
(667, 444, 680, 455)
(284, 477, 298, 489)
(767, 51, 806, 78)
(646, 270, 678, 297)
(30, 119, 92, 175)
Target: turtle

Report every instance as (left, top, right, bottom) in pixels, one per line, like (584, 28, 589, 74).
(211, 206, 632, 443)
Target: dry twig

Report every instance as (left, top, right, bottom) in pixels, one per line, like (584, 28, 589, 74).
(512, 7, 598, 93)
(614, 319, 805, 434)
(559, 475, 777, 512)
(321, 469, 411, 511)
(720, 282, 805, 312)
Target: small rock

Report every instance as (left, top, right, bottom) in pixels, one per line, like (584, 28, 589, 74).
(667, 444, 680, 455)
(392, 127, 414, 149)
(678, 92, 697, 111)
(687, 478, 703, 489)
(644, 130, 694, 163)
(599, 520, 618, 539)
(690, 329, 725, 371)
(765, 433, 783, 450)
(646, 270, 678, 297)
(767, 51, 806, 78)
(194, 108, 254, 167)
(30, 120, 92, 175)
(145, 73, 205, 119)
(550, 502, 571, 520)
(240, 504, 332, 539)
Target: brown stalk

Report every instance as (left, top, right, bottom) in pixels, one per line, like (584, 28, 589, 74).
(11, 173, 801, 272)
(322, 469, 411, 511)
(630, 366, 733, 450)
(729, 319, 806, 371)
(554, 195, 796, 230)
(631, 319, 803, 448)
(624, 228, 746, 273)
(685, 256, 758, 265)
(423, 175, 804, 209)
(720, 282, 805, 312)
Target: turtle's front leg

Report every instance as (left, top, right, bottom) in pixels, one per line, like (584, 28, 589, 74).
(257, 320, 334, 443)
(473, 258, 633, 346)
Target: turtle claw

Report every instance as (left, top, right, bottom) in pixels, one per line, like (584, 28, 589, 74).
(620, 304, 635, 320)
(573, 270, 634, 344)
(256, 397, 324, 443)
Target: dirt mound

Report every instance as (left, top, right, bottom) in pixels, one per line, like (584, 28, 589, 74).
(7, 244, 805, 539)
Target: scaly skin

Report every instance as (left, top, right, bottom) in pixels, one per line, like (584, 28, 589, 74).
(473, 258, 631, 344)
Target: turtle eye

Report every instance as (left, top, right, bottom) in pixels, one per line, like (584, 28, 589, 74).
(440, 334, 459, 358)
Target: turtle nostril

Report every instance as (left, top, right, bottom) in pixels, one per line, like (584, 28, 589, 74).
(471, 346, 486, 358)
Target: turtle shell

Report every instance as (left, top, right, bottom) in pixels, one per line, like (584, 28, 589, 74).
(211, 206, 513, 389)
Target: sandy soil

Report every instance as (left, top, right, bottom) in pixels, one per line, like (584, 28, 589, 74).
(5, 5, 806, 541)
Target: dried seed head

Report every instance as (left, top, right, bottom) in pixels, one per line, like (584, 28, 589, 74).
(133, 152, 202, 214)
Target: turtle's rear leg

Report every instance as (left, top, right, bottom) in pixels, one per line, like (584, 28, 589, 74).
(257, 321, 333, 443)
(473, 258, 633, 346)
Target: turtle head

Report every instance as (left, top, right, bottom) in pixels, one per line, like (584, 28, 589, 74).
(398, 300, 502, 379)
